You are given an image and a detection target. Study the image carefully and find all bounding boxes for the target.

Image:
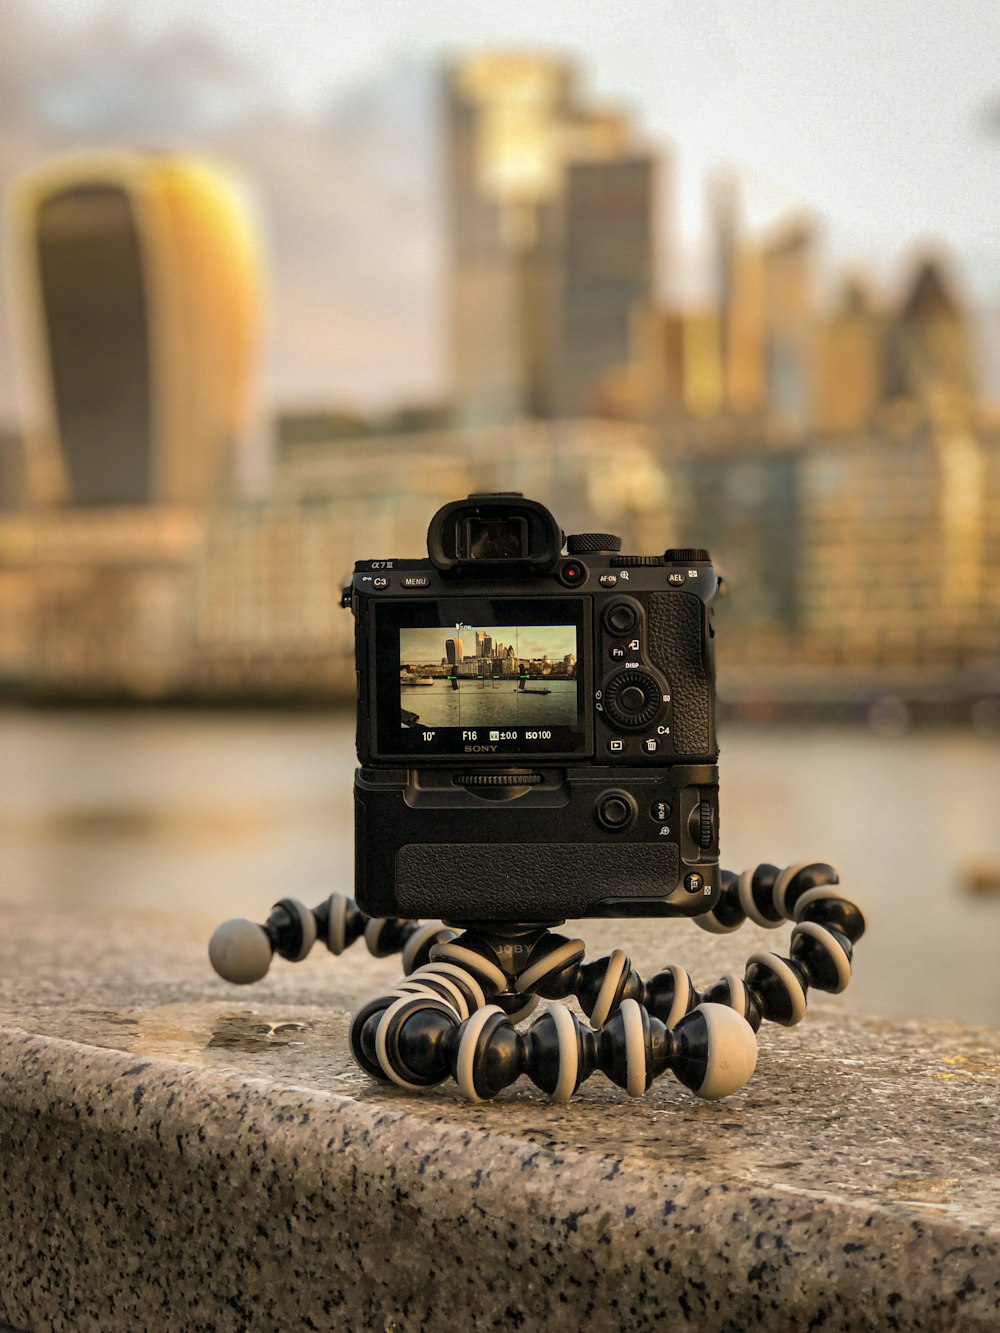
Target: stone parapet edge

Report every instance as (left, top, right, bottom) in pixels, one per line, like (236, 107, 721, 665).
(0, 1026, 996, 1332)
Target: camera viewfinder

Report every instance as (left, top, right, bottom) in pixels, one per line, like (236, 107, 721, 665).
(463, 517, 527, 561)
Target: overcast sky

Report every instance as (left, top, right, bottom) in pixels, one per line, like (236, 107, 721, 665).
(6, 0, 1000, 413)
(33, 0, 1000, 289)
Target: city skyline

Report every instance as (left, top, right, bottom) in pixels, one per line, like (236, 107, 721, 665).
(3, 5, 1000, 418)
(400, 625, 577, 666)
(24, 1, 1000, 279)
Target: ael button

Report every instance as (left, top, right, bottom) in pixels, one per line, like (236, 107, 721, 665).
(595, 790, 636, 831)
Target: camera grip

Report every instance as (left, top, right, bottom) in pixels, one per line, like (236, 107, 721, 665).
(394, 842, 680, 921)
(646, 592, 713, 756)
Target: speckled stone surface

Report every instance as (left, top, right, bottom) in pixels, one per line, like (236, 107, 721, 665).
(0, 906, 998, 1332)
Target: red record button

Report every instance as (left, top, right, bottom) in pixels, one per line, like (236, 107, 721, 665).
(559, 559, 587, 586)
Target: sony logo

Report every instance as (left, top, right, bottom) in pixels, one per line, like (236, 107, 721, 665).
(464, 745, 498, 753)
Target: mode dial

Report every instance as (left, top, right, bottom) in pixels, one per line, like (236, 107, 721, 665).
(602, 669, 662, 730)
(566, 533, 623, 554)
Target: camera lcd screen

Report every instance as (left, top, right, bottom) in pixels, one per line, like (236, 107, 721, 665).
(373, 598, 591, 758)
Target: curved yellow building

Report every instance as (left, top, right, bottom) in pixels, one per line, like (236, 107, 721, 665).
(6, 150, 262, 507)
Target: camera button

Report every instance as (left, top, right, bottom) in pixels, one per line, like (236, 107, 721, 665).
(372, 577, 390, 589)
(684, 872, 705, 894)
(609, 645, 626, 660)
(604, 602, 639, 635)
(401, 575, 430, 589)
(596, 791, 636, 831)
(606, 738, 626, 754)
(667, 571, 687, 586)
(599, 573, 618, 587)
(558, 559, 587, 586)
(650, 799, 671, 823)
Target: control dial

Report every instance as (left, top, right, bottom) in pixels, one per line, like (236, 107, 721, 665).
(602, 669, 663, 730)
(688, 800, 716, 848)
(663, 548, 710, 562)
(566, 533, 622, 554)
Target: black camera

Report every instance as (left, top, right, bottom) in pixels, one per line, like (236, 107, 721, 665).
(343, 493, 720, 925)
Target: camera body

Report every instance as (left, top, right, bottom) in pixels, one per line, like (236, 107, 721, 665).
(344, 494, 720, 926)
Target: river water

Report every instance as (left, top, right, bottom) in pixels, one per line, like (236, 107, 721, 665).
(400, 678, 578, 729)
(1, 708, 998, 1028)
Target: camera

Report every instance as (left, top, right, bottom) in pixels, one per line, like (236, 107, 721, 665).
(343, 493, 720, 925)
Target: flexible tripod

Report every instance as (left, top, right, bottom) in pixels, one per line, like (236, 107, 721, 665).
(209, 862, 864, 1104)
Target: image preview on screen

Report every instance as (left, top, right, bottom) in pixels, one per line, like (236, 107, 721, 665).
(398, 624, 579, 731)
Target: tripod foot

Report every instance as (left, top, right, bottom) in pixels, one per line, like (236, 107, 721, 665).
(208, 918, 273, 985)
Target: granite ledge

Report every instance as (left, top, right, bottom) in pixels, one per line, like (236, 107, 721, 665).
(1, 1022, 998, 1333)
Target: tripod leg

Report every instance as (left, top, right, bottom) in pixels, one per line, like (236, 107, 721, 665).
(348, 926, 577, 1088)
(352, 987, 758, 1104)
(209, 894, 452, 984)
(529, 864, 865, 1035)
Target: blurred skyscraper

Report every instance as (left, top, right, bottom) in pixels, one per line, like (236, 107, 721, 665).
(884, 260, 978, 413)
(446, 53, 654, 424)
(5, 152, 262, 508)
